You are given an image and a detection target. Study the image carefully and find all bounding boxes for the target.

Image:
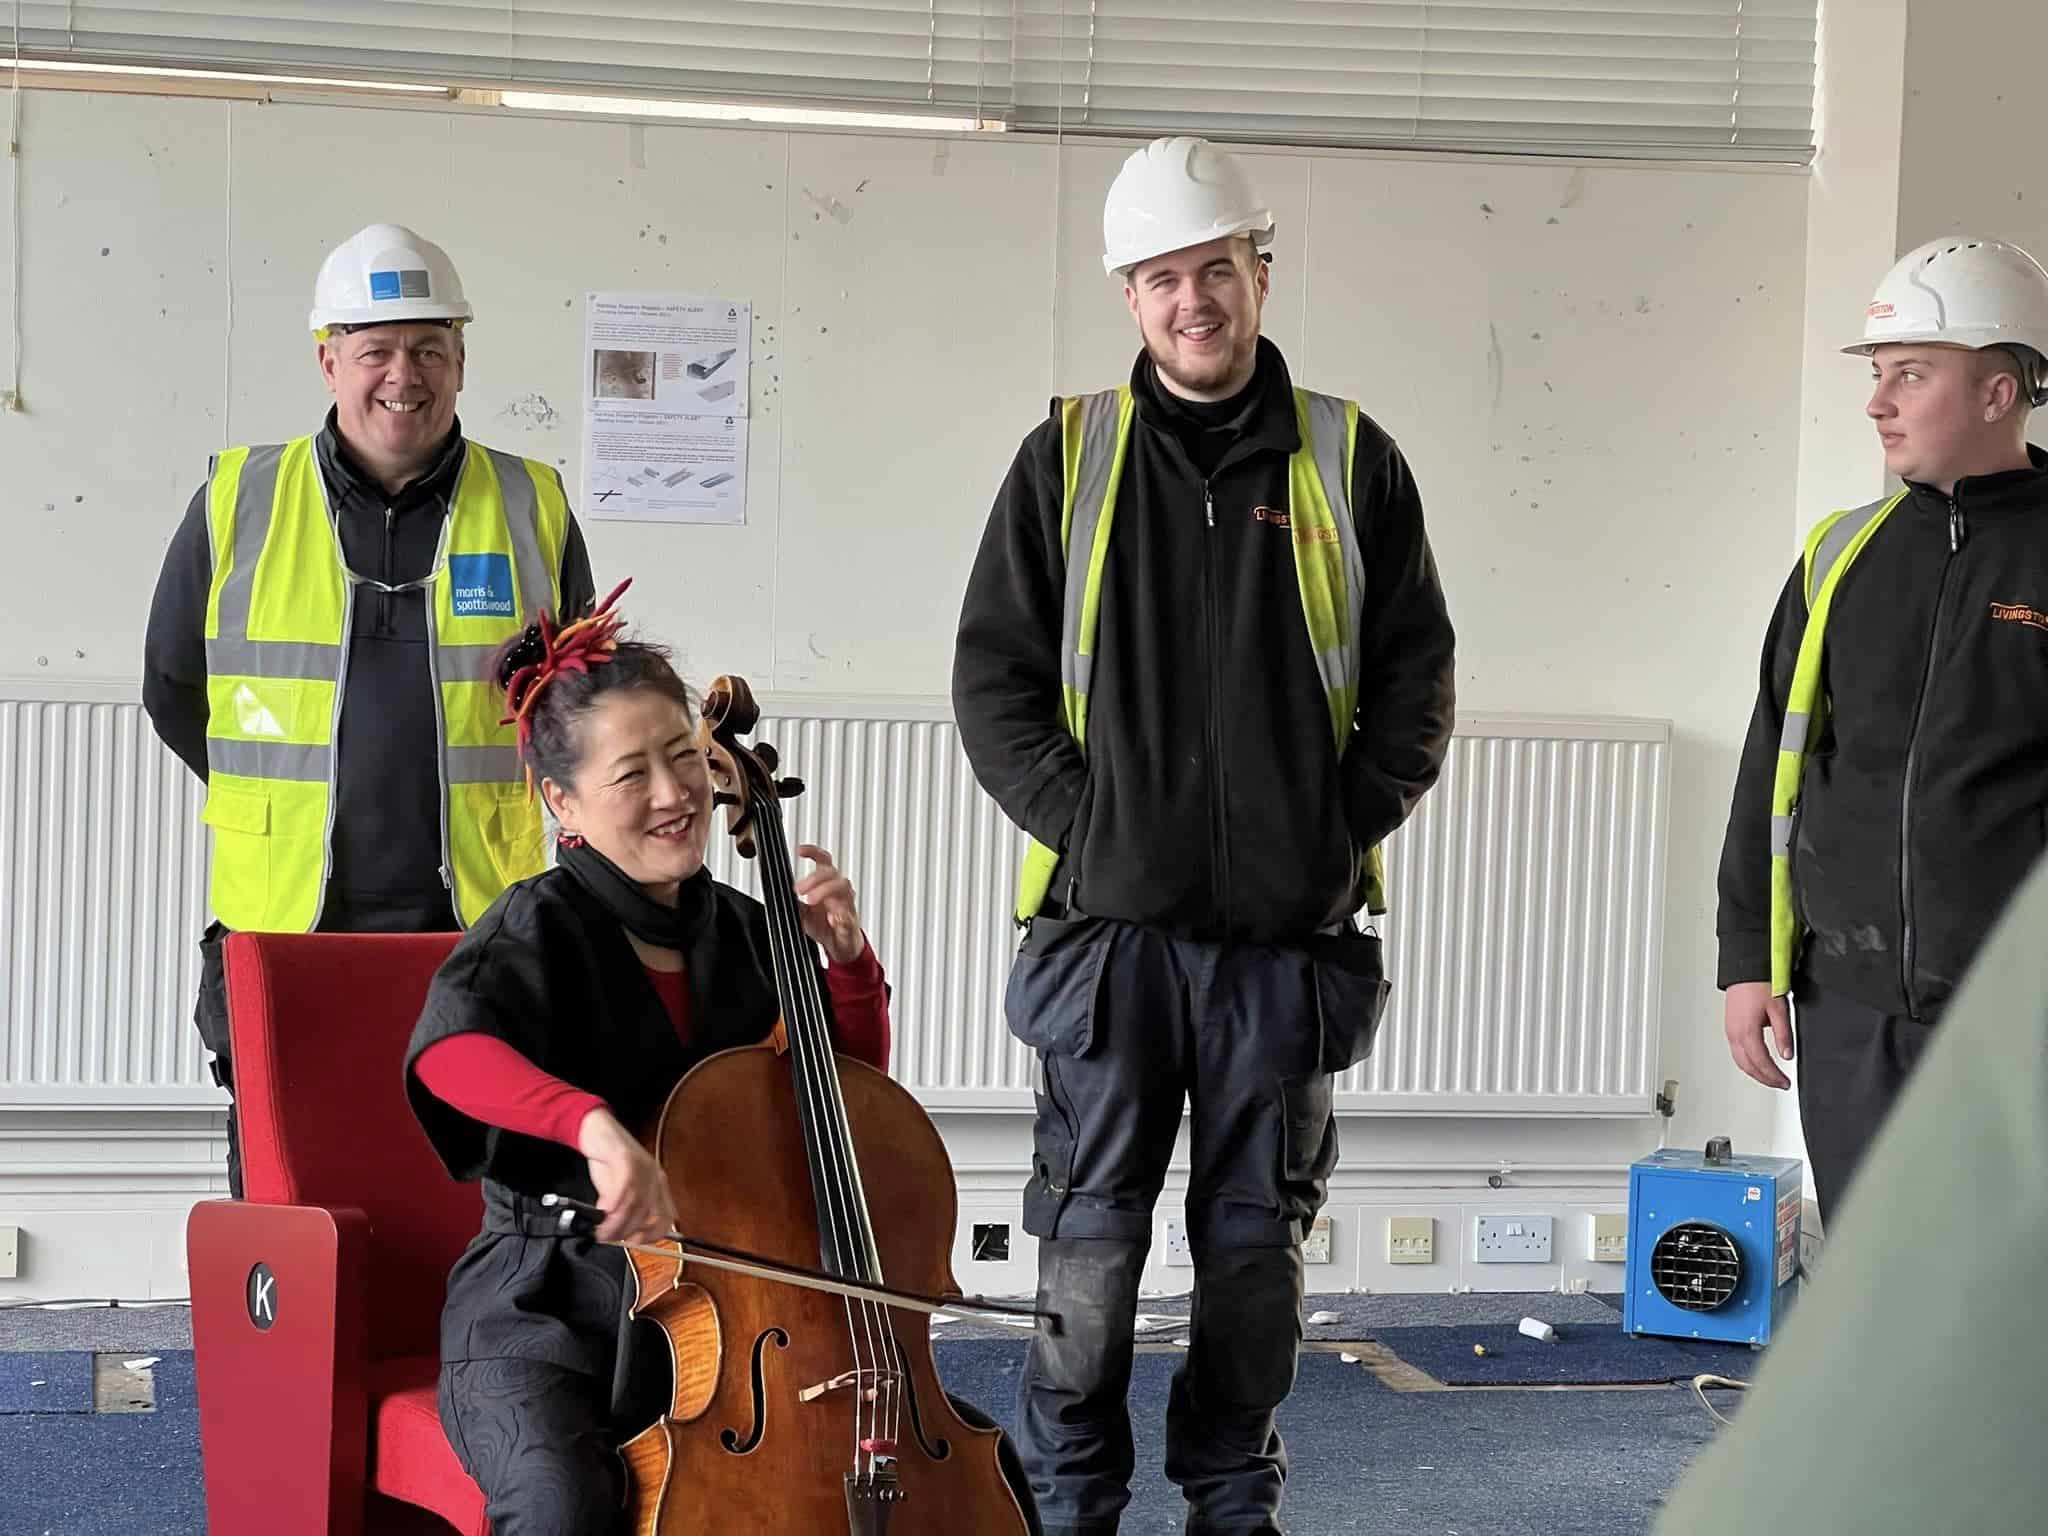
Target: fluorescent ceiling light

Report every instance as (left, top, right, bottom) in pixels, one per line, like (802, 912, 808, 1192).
(500, 90, 987, 133)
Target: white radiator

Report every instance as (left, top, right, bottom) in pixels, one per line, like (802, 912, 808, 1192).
(0, 689, 214, 1105)
(711, 704, 1670, 1116)
(0, 689, 1667, 1117)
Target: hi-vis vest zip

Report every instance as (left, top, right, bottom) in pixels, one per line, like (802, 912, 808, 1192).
(1014, 384, 1387, 924)
(1768, 489, 1912, 993)
(201, 435, 568, 932)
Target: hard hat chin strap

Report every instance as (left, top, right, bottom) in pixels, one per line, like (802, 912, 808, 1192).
(1993, 344, 2048, 409)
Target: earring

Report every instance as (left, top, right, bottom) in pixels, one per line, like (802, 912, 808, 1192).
(557, 830, 587, 849)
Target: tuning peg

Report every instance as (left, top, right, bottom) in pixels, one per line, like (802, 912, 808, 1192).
(755, 742, 781, 772)
(712, 791, 742, 809)
(777, 776, 806, 799)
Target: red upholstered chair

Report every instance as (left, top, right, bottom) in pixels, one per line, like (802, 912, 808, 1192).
(187, 931, 488, 1535)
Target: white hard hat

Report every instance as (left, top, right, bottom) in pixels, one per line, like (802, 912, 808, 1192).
(309, 222, 473, 334)
(1102, 136, 1274, 278)
(1844, 236, 2048, 405)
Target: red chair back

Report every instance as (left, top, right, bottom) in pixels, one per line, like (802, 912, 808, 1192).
(225, 930, 475, 1360)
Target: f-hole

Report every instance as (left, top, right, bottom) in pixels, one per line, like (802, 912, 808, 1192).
(892, 1337, 951, 1462)
(719, 1328, 790, 1454)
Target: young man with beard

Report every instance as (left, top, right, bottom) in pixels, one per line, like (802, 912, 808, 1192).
(952, 137, 1456, 1535)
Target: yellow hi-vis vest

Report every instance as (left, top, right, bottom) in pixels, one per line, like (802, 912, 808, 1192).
(1768, 488, 1912, 993)
(1013, 384, 1386, 924)
(200, 435, 568, 932)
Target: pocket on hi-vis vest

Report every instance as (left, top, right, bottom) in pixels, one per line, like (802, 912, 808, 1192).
(200, 784, 271, 924)
(449, 552, 516, 619)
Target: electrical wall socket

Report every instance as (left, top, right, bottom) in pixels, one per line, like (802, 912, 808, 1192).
(1589, 1212, 1627, 1263)
(0, 1225, 17, 1279)
(1475, 1215, 1554, 1264)
(1161, 1217, 1194, 1266)
(1387, 1216, 1434, 1265)
(1302, 1214, 1332, 1264)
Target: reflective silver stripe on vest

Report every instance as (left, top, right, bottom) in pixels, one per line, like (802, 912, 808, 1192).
(209, 738, 330, 782)
(214, 443, 287, 641)
(1806, 497, 1892, 608)
(1300, 390, 1366, 719)
(447, 743, 525, 782)
(1771, 813, 1795, 857)
(1062, 391, 1125, 701)
(1779, 709, 1810, 754)
(438, 641, 510, 683)
(479, 446, 555, 621)
(204, 638, 344, 679)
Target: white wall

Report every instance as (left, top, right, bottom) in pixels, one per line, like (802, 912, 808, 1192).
(0, 85, 1816, 1298)
(1795, 0, 1909, 528)
(1899, 0, 2048, 272)
(1894, 0, 2048, 482)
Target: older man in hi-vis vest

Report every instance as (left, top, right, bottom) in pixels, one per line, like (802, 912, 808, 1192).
(143, 223, 595, 1194)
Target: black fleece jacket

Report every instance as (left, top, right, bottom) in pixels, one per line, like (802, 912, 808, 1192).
(1718, 446, 2048, 1018)
(954, 339, 1456, 943)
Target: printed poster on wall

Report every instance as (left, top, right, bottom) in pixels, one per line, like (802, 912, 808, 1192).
(581, 293, 750, 525)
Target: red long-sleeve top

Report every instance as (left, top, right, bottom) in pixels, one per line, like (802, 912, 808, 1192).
(415, 941, 891, 1148)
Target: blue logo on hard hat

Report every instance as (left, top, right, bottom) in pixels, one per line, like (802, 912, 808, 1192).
(369, 268, 433, 302)
(449, 553, 515, 619)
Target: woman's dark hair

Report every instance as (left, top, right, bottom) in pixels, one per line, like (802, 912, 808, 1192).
(493, 613, 693, 791)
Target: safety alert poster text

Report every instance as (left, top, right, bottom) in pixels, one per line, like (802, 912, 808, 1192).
(582, 293, 751, 525)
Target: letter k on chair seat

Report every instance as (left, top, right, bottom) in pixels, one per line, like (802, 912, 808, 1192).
(187, 931, 488, 1535)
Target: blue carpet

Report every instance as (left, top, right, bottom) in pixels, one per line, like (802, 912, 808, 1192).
(935, 1338, 1384, 1415)
(1268, 1380, 1712, 1535)
(0, 1338, 1718, 1535)
(1373, 1323, 1761, 1386)
(0, 1351, 92, 1414)
(0, 1352, 203, 1535)
(936, 1338, 1709, 1534)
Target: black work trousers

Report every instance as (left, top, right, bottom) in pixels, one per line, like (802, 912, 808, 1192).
(1007, 915, 1385, 1535)
(1793, 977, 1943, 1227)
(193, 921, 242, 1198)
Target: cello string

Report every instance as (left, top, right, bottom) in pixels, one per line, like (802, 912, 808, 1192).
(740, 767, 874, 1471)
(768, 788, 905, 1467)
(745, 780, 859, 1278)
(752, 782, 895, 1475)
(762, 787, 906, 1468)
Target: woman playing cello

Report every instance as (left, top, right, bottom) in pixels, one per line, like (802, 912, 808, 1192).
(404, 583, 1035, 1533)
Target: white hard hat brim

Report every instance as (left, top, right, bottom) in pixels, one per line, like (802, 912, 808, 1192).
(1104, 214, 1274, 277)
(310, 299, 474, 332)
(1841, 324, 2045, 356)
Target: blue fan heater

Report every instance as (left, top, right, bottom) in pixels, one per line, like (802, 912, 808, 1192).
(1623, 1139, 1802, 1347)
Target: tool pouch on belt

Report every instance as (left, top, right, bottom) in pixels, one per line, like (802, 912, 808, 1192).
(1305, 925, 1390, 1073)
(1003, 912, 1109, 1059)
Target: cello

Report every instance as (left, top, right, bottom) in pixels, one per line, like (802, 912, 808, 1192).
(603, 674, 1038, 1533)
